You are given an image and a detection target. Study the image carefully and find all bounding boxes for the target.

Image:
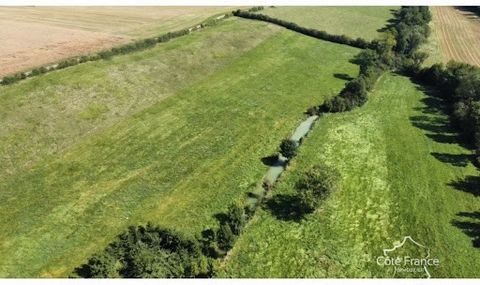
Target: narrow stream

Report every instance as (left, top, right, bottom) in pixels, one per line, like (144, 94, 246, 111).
(247, 115, 319, 208)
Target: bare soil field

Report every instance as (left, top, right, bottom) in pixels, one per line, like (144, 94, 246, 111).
(432, 6, 480, 66)
(0, 6, 232, 77)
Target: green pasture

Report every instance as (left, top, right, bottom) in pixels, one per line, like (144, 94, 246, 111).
(0, 18, 359, 277)
(260, 6, 396, 40)
(221, 74, 480, 278)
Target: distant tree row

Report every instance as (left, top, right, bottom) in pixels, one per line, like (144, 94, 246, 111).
(0, 13, 231, 86)
(247, 6, 264, 12)
(232, 10, 371, 49)
(471, 6, 480, 16)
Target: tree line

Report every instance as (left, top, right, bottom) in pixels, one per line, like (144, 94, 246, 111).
(321, 6, 432, 112)
(413, 62, 480, 162)
(0, 13, 231, 86)
(232, 10, 371, 49)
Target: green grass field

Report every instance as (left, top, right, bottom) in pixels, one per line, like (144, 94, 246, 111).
(0, 18, 360, 277)
(220, 73, 480, 277)
(0, 19, 276, 183)
(260, 6, 396, 40)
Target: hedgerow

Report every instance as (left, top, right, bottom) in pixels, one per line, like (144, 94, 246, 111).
(0, 13, 231, 86)
(232, 10, 371, 49)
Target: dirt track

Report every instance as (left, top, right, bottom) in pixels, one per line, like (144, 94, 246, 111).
(432, 6, 480, 66)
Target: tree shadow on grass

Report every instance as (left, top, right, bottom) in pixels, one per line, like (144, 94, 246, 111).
(426, 133, 461, 144)
(413, 96, 447, 115)
(333, 73, 354, 81)
(74, 264, 92, 278)
(409, 81, 474, 149)
(261, 154, 280, 167)
(376, 9, 399, 32)
(452, 211, 480, 248)
(448, 176, 480, 197)
(410, 116, 454, 134)
(431, 152, 474, 167)
(213, 212, 229, 224)
(264, 194, 307, 222)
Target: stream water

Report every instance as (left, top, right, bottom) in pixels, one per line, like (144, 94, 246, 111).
(247, 115, 319, 208)
(264, 115, 319, 184)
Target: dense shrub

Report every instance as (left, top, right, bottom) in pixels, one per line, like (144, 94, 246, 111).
(225, 203, 246, 236)
(279, 139, 298, 160)
(1, 73, 23, 85)
(216, 223, 235, 251)
(76, 253, 119, 278)
(385, 6, 431, 59)
(324, 74, 372, 112)
(98, 50, 114, 60)
(57, 58, 78, 69)
(201, 202, 246, 255)
(74, 223, 212, 278)
(296, 164, 341, 212)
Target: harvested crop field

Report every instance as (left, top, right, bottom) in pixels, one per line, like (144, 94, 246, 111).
(0, 19, 126, 78)
(431, 6, 480, 66)
(0, 6, 233, 77)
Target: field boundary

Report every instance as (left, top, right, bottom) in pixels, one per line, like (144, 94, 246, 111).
(0, 11, 232, 86)
(232, 9, 372, 49)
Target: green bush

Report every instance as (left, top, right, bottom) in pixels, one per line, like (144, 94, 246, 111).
(98, 50, 114, 60)
(225, 202, 246, 236)
(74, 223, 212, 278)
(296, 164, 341, 212)
(216, 223, 235, 251)
(279, 139, 298, 160)
(1, 73, 22, 85)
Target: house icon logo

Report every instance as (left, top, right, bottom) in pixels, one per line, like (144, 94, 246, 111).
(376, 236, 440, 278)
